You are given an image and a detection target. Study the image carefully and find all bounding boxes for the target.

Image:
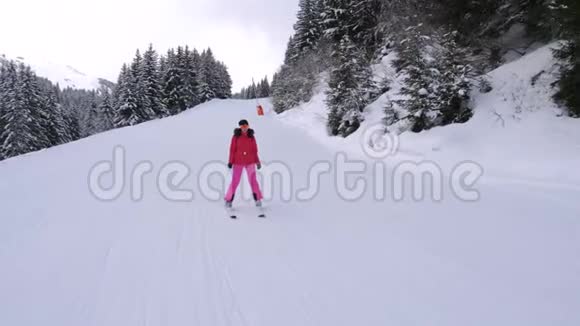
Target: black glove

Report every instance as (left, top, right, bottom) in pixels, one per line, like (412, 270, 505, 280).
(228, 163, 233, 169)
(257, 163, 262, 170)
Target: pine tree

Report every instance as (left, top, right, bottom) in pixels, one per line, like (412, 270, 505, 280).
(321, 0, 350, 43)
(393, 27, 437, 133)
(550, 0, 580, 116)
(141, 44, 169, 118)
(433, 30, 474, 125)
(0, 62, 15, 160)
(272, 0, 343, 114)
(283, 37, 300, 64)
(159, 55, 168, 78)
(272, 63, 313, 113)
(237, 87, 246, 99)
(197, 49, 216, 103)
(114, 63, 142, 127)
(61, 105, 80, 143)
(255, 77, 271, 98)
(326, 35, 373, 137)
(292, 0, 323, 59)
(20, 65, 51, 150)
(0, 62, 23, 159)
(177, 46, 197, 109)
(37, 82, 66, 146)
(250, 81, 257, 99)
(214, 61, 233, 99)
(58, 88, 83, 142)
(83, 91, 100, 136)
(0, 63, 44, 158)
(349, 0, 382, 55)
(162, 49, 186, 114)
(204, 49, 222, 98)
(130, 49, 156, 121)
(185, 47, 201, 107)
(98, 91, 115, 131)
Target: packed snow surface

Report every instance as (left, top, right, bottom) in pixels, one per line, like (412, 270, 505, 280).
(1, 43, 579, 326)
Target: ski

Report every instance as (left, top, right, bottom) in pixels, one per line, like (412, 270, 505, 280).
(226, 205, 237, 219)
(257, 205, 266, 218)
(225, 204, 266, 219)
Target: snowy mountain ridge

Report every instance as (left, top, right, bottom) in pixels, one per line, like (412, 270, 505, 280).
(0, 52, 111, 90)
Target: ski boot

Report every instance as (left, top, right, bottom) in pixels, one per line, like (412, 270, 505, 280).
(253, 193, 262, 207)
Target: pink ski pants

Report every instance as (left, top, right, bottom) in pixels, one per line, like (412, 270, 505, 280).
(225, 164, 263, 202)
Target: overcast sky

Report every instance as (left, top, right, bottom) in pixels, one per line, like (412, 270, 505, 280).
(0, 0, 298, 91)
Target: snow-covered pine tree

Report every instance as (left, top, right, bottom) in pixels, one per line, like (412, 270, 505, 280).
(550, 0, 580, 117)
(60, 105, 80, 143)
(114, 63, 143, 127)
(349, 0, 382, 56)
(19, 65, 51, 150)
(392, 26, 438, 133)
(257, 77, 271, 98)
(98, 90, 115, 132)
(176, 46, 196, 109)
(326, 34, 373, 137)
(272, 40, 298, 112)
(321, 0, 349, 43)
(52, 102, 69, 145)
(141, 44, 169, 118)
(271, 64, 302, 113)
(159, 54, 168, 79)
(250, 81, 258, 99)
(256, 80, 263, 98)
(82, 91, 100, 137)
(204, 49, 222, 99)
(37, 79, 66, 146)
(238, 77, 270, 99)
(130, 49, 156, 121)
(0, 63, 43, 159)
(291, 0, 323, 59)
(432, 30, 474, 125)
(283, 36, 299, 64)
(214, 61, 232, 99)
(197, 49, 216, 103)
(185, 47, 201, 107)
(257, 79, 263, 98)
(54, 87, 92, 142)
(0, 62, 13, 160)
(161, 49, 186, 115)
(272, 0, 327, 114)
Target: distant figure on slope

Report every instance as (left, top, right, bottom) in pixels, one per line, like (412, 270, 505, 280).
(225, 119, 263, 208)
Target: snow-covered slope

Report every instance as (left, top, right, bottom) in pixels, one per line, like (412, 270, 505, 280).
(0, 53, 110, 90)
(278, 43, 580, 186)
(1, 97, 579, 325)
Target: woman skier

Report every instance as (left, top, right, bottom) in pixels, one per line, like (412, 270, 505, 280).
(225, 119, 263, 208)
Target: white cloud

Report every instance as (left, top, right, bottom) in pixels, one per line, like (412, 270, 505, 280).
(0, 0, 298, 91)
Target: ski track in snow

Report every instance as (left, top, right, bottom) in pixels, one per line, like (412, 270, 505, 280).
(0, 98, 579, 326)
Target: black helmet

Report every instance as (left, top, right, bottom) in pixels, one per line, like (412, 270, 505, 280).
(238, 119, 249, 126)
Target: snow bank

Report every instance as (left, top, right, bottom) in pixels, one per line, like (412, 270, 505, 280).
(276, 43, 580, 186)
